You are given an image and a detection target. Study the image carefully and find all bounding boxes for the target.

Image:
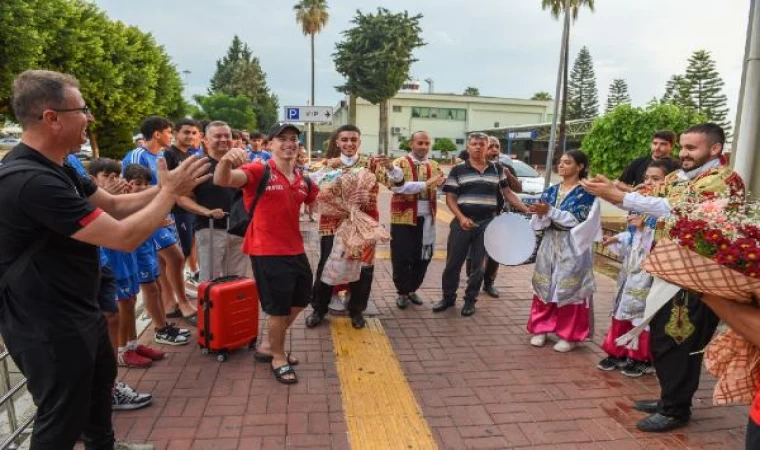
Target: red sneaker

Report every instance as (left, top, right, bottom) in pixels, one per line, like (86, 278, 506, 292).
(118, 350, 152, 368)
(135, 344, 165, 361)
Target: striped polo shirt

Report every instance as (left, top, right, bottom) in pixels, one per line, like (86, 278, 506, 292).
(443, 160, 508, 220)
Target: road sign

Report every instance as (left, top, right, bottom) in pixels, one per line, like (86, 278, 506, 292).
(507, 130, 537, 141)
(284, 106, 334, 123)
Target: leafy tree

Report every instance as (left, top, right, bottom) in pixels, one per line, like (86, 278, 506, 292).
(661, 74, 695, 110)
(398, 136, 411, 151)
(334, 8, 425, 155)
(605, 78, 631, 113)
(684, 49, 731, 134)
(193, 93, 258, 131)
(294, 0, 329, 145)
(567, 46, 598, 119)
(433, 137, 457, 158)
(463, 87, 480, 96)
(541, 0, 595, 152)
(209, 35, 279, 131)
(582, 103, 706, 178)
(531, 92, 553, 101)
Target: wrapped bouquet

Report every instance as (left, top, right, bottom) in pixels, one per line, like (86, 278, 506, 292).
(641, 192, 760, 405)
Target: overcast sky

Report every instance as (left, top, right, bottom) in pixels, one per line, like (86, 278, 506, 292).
(94, 0, 751, 121)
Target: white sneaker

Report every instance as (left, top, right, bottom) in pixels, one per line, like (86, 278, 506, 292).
(115, 443, 155, 450)
(530, 334, 547, 347)
(553, 339, 577, 353)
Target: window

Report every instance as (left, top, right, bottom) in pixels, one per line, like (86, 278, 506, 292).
(410, 107, 466, 121)
(456, 109, 467, 121)
(392, 105, 402, 113)
(494, 122, 500, 128)
(430, 108, 439, 118)
(412, 107, 421, 118)
(455, 138, 465, 145)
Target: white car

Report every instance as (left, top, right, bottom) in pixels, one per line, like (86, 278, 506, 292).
(499, 156, 544, 205)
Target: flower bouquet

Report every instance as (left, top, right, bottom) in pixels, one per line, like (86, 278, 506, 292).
(641, 192, 760, 405)
(317, 169, 390, 285)
(641, 194, 760, 302)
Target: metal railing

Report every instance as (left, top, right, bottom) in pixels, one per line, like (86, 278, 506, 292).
(0, 343, 33, 450)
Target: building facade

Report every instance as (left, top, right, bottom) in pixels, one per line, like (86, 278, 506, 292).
(326, 92, 554, 157)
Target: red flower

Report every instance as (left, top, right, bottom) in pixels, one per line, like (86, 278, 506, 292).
(743, 225, 760, 240)
(715, 247, 741, 266)
(744, 264, 760, 279)
(714, 238, 731, 252)
(735, 238, 757, 251)
(703, 229, 725, 243)
(742, 246, 760, 263)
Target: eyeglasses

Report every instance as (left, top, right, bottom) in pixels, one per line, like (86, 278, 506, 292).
(38, 106, 91, 120)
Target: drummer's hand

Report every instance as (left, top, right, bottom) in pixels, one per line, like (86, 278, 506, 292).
(602, 235, 618, 247)
(459, 216, 475, 230)
(529, 201, 550, 216)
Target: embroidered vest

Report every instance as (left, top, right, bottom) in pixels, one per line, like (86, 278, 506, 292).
(317, 154, 381, 236)
(389, 156, 441, 226)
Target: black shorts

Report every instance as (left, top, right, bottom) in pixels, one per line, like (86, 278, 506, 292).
(250, 254, 312, 316)
(97, 265, 119, 314)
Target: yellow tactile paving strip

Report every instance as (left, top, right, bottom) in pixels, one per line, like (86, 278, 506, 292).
(331, 317, 437, 450)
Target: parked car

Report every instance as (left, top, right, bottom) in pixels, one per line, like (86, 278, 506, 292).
(0, 137, 20, 151)
(499, 156, 544, 205)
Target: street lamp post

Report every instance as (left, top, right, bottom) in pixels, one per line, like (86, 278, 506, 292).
(544, 9, 571, 190)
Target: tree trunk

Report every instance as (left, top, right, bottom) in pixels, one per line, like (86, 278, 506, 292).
(309, 33, 315, 159)
(558, 11, 571, 155)
(349, 95, 357, 125)
(379, 99, 389, 155)
(90, 130, 100, 159)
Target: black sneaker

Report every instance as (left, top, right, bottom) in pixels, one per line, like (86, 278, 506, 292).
(112, 382, 152, 410)
(396, 295, 410, 309)
(154, 326, 190, 346)
(350, 315, 366, 329)
(597, 356, 625, 371)
(407, 293, 424, 305)
(432, 299, 455, 313)
(621, 360, 655, 378)
(305, 311, 325, 328)
(167, 322, 191, 337)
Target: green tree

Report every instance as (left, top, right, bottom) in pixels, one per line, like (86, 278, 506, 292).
(661, 74, 695, 110)
(398, 136, 411, 151)
(433, 137, 457, 158)
(582, 103, 706, 178)
(531, 92, 553, 101)
(605, 78, 631, 113)
(463, 87, 480, 96)
(684, 49, 731, 134)
(541, 0, 595, 152)
(294, 0, 329, 149)
(193, 93, 258, 131)
(567, 46, 598, 119)
(209, 35, 279, 131)
(334, 8, 425, 155)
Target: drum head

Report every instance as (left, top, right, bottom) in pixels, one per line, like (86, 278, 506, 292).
(484, 213, 537, 266)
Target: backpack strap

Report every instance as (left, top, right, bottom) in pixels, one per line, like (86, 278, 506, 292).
(248, 163, 271, 219)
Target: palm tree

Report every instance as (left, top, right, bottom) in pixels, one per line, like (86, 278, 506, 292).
(531, 91, 553, 101)
(294, 0, 329, 155)
(541, 0, 594, 157)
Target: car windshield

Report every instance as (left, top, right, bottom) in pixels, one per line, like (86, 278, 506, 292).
(510, 159, 539, 178)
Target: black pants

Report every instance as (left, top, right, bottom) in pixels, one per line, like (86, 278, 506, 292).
(466, 256, 499, 288)
(649, 290, 719, 419)
(747, 418, 760, 450)
(311, 235, 373, 317)
(441, 217, 491, 303)
(7, 322, 116, 450)
(390, 220, 432, 296)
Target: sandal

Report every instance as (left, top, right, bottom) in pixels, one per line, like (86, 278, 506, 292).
(254, 351, 299, 365)
(165, 308, 182, 319)
(272, 364, 298, 384)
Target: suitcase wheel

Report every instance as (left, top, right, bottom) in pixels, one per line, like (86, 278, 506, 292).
(201, 348, 210, 355)
(217, 353, 228, 362)
(248, 337, 258, 350)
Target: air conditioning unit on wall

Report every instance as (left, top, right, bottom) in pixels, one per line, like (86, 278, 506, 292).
(391, 127, 402, 135)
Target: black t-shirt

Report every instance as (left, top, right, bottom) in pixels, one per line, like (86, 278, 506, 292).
(164, 145, 193, 214)
(192, 157, 238, 230)
(0, 144, 103, 344)
(619, 156, 679, 187)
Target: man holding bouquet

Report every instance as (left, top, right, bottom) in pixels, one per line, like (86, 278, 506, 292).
(582, 123, 745, 433)
(305, 125, 392, 329)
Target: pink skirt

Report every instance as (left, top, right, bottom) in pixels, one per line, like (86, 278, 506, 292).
(526, 295, 591, 342)
(600, 317, 651, 362)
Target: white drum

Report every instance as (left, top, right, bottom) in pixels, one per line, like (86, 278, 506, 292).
(484, 213, 537, 266)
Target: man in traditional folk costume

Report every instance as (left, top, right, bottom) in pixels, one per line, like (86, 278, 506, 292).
(305, 124, 392, 329)
(583, 123, 745, 433)
(385, 131, 445, 309)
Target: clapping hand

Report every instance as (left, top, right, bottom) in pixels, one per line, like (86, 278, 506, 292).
(157, 156, 211, 198)
(528, 201, 550, 217)
(220, 148, 249, 168)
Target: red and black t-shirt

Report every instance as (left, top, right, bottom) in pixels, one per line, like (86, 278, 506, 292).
(0, 144, 103, 342)
(240, 159, 318, 256)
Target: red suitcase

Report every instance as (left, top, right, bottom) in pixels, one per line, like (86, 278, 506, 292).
(197, 217, 259, 362)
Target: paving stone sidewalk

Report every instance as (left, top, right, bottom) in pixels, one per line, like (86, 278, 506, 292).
(112, 190, 748, 449)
